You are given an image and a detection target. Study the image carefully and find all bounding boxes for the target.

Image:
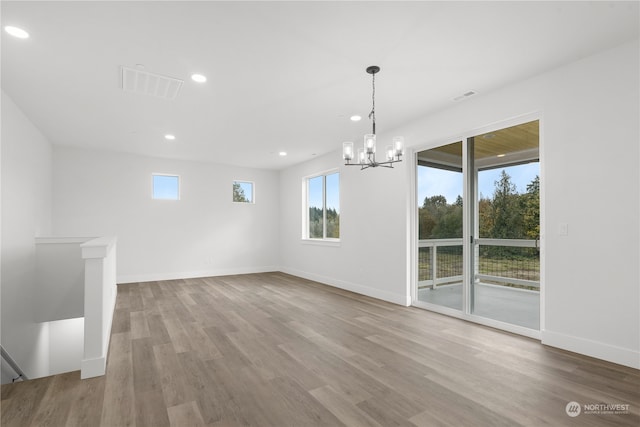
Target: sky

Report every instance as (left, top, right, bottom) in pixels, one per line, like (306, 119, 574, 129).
(309, 172, 340, 212)
(152, 174, 180, 200)
(417, 162, 539, 206)
(235, 181, 254, 203)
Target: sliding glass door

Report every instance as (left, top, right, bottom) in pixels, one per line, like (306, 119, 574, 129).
(416, 141, 464, 311)
(415, 120, 540, 333)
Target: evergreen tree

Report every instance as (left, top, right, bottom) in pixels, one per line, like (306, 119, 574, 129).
(233, 182, 249, 202)
(478, 197, 494, 238)
(491, 170, 522, 239)
(522, 176, 540, 240)
(326, 207, 340, 239)
(308, 206, 323, 238)
(419, 169, 539, 245)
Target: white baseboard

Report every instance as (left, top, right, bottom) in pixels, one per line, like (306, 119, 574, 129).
(280, 267, 411, 307)
(116, 268, 637, 370)
(542, 330, 640, 369)
(80, 356, 106, 379)
(117, 265, 280, 284)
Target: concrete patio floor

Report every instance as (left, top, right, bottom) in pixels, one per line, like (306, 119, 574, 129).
(417, 282, 539, 330)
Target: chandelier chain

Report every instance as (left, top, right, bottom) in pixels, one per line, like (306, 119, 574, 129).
(370, 72, 376, 134)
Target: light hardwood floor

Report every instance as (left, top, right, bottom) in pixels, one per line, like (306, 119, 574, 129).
(2, 272, 638, 426)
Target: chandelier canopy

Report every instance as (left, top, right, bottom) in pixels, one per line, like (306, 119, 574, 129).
(342, 66, 404, 169)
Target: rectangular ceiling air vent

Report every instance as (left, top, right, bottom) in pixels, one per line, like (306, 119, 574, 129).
(453, 90, 477, 102)
(121, 66, 183, 100)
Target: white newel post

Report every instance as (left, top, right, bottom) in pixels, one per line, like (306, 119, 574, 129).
(80, 236, 117, 379)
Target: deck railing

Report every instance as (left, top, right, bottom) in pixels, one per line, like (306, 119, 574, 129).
(418, 239, 463, 286)
(419, 238, 539, 290)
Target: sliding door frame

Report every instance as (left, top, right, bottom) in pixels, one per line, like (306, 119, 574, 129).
(409, 112, 544, 340)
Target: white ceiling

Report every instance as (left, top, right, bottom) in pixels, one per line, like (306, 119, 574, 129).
(2, 1, 638, 170)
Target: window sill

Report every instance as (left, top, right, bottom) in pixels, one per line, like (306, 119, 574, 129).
(301, 239, 341, 247)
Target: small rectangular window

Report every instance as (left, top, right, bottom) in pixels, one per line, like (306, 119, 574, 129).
(233, 181, 254, 203)
(305, 171, 339, 240)
(152, 174, 180, 200)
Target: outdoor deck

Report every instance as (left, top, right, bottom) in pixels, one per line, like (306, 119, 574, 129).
(417, 282, 539, 330)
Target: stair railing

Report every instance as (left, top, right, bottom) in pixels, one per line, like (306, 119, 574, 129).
(1, 345, 28, 382)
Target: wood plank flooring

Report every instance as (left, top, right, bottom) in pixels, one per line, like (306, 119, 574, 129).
(2, 272, 639, 426)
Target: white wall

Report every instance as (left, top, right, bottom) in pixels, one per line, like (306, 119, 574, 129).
(52, 147, 280, 283)
(48, 317, 84, 376)
(280, 152, 410, 305)
(279, 40, 639, 368)
(35, 237, 90, 322)
(1, 91, 53, 378)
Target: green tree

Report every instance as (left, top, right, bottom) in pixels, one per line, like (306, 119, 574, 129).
(491, 170, 522, 239)
(420, 195, 462, 239)
(522, 176, 540, 240)
(233, 182, 249, 202)
(418, 207, 436, 239)
(423, 195, 447, 210)
(326, 207, 340, 238)
(308, 207, 340, 238)
(419, 170, 539, 244)
(309, 206, 323, 238)
(478, 197, 493, 238)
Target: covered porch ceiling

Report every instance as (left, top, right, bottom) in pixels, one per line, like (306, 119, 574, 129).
(418, 120, 539, 171)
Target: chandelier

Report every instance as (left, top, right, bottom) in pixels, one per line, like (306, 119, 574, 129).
(342, 66, 404, 169)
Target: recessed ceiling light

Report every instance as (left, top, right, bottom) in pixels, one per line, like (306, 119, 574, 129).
(4, 26, 29, 39)
(350, 115, 362, 122)
(164, 134, 176, 140)
(191, 74, 207, 83)
(497, 153, 506, 158)
(279, 152, 287, 156)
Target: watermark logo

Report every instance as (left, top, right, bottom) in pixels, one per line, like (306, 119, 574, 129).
(583, 403, 630, 415)
(565, 401, 581, 417)
(565, 401, 631, 417)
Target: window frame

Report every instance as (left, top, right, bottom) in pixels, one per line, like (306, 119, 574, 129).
(152, 173, 180, 200)
(302, 168, 340, 244)
(232, 180, 255, 204)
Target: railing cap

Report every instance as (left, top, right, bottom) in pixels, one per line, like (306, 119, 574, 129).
(36, 236, 96, 245)
(81, 236, 117, 259)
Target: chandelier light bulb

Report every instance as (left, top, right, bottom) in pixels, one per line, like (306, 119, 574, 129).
(342, 142, 354, 161)
(393, 136, 405, 157)
(386, 146, 394, 161)
(364, 134, 376, 154)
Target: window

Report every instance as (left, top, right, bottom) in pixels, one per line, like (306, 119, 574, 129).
(233, 181, 254, 203)
(305, 171, 339, 240)
(152, 174, 180, 200)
